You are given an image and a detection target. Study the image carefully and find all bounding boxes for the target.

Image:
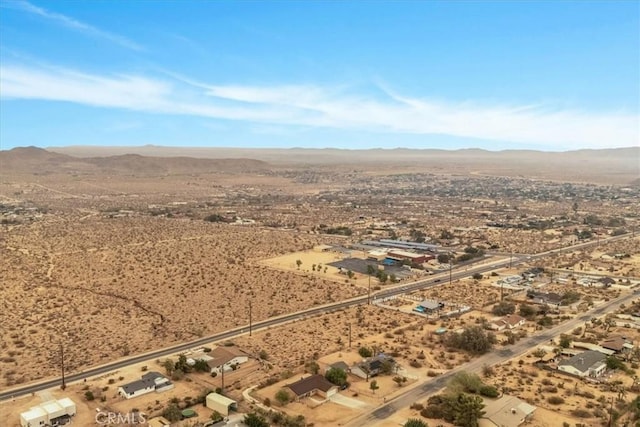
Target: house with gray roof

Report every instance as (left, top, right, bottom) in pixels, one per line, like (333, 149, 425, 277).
(118, 372, 174, 399)
(558, 350, 607, 378)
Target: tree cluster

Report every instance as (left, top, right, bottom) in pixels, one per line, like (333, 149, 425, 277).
(491, 301, 515, 316)
(444, 326, 495, 355)
(421, 393, 485, 427)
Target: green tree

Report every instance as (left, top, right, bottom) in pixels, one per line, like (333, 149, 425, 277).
(393, 376, 407, 387)
(403, 419, 428, 427)
(447, 371, 484, 394)
(367, 264, 376, 276)
(162, 404, 182, 422)
(296, 259, 302, 269)
(370, 380, 379, 394)
(162, 359, 175, 376)
(244, 412, 269, 427)
(325, 367, 348, 386)
(358, 346, 373, 358)
(491, 301, 516, 316)
(559, 335, 572, 348)
(380, 359, 394, 375)
(445, 326, 495, 355)
(258, 350, 269, 360)
(472, 273, 483, 280)
(532, 348, 546, 359)
(305, 360, 320, 375)
(275, 389, 291, 406)
(193, 359, 210, 372)
(84, 391, 95, 401)
(519, 304, 536, 318)
(449, 393, 486, 427)
(175, 354, 191, 373)
(437, 253, 450, 264)
(561, 290, 581, 305)
(606, 356, 627, 371)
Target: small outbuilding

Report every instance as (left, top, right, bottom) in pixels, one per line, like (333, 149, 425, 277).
(206, 392, 237, 416)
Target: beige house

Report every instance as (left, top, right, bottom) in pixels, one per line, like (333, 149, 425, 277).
(206, 346, 249, 374)
(489, 314, 526, 331)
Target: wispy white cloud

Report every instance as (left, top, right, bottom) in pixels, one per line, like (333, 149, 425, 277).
(1, 62, 638, 149)
(1, 0, 143, 51)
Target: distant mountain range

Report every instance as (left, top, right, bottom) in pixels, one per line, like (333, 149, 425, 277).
(1, 146, 638, 185)
(0, 146, 269, 175)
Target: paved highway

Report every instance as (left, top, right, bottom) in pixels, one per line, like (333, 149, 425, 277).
(0, 233, 634, 401)
(347, 288, 639, 427)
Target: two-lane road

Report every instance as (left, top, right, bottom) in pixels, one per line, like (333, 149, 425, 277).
(348, 288, 639, 427)
(1, 233, 634, 401)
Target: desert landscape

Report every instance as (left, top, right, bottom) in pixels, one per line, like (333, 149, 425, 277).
(1, 146, 639, 427)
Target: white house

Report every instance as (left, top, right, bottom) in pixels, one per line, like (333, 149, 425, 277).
(490, 314, 526, 331)
(118, 372, 174, 399)
(558, 351, 607, 378)
(20, 398, 76, 427)
(206, 347, 249, 374)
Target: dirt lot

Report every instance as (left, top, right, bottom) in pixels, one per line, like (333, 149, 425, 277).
(0, 217, 367, 389)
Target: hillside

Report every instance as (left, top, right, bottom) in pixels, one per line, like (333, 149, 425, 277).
(0, 147, 270, 175)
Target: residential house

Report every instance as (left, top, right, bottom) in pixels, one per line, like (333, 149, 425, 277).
(414, 299, 444, 315)
(206, 346, 249, 374)
(118, 372, 173, 399)
(526, 290, 562, 306)
(351, 354, 395, 380)
(558, 351, 607, 378)
(479, 395, 536, 427)
(285, 375, 338, 400)
(489, 314, 526, 331)
(600, 336, 634, 354)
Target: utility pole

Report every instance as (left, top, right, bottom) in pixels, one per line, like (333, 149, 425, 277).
(221, 365, 225, 391)
(249, 300, 252, 337)
(509, 249, 513, 268)
(60, 343, 66, 390)
(607, 396, 614, 427)
(348, 323, 352, 349)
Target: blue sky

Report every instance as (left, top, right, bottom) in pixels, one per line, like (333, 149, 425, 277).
(0, 1, 638, 151)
